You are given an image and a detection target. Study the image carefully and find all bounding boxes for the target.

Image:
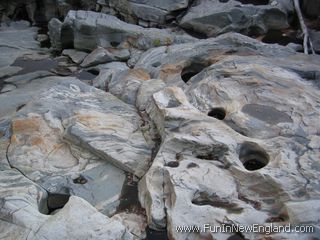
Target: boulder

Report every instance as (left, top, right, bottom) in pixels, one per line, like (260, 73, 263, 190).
(100, 0, 189, 26)
(49, 10, 195, 51)
(139, 84, 320, 239)
(180, 0, 289, 37)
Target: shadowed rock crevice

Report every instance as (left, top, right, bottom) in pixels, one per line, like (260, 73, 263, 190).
(192, 192, 244, 214)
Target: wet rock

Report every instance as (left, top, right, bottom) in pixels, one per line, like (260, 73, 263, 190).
(180, 0, 289, 37)
(50, 10, 195, 51)
(62, 49, 88, 64)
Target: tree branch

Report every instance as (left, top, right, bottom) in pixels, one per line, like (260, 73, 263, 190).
(293, 0, 315, 54)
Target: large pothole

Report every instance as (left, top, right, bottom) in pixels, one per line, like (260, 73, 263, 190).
(239, 141, 269, 171)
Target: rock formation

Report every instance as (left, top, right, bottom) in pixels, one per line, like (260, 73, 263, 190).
(0, 1, 320, 240)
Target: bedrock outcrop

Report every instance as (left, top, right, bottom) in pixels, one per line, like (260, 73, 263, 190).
(1, 6, 320, 240)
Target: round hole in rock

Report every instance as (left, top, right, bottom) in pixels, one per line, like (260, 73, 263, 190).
(47, 193, 70, 214)
(239, 142, 269, 171)
(152, 62, 161, 68)
(219, 0, 230, 2)
(181, 62, 208, 83)
(165, 161, 179, 168)
(110, 41, 121, 47)
(208, 108, 226, 120)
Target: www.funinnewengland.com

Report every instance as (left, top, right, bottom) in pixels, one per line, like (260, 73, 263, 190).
(175, 223, 314, 235)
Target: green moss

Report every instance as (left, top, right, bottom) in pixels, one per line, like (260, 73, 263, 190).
(153, 38, 161, 47)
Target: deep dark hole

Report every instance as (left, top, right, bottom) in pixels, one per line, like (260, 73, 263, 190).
(47, 193, 70, 214)
(219, 0, 230, 3)
(235, 0, 269, 5)
(165, 161, 180, 168)
(110, 41, 121, 47)
(208, 108, 226, 120)
(262, 30, 302, 46)
(11, 5, 31, 23)
(239, 142, 269, 171)
(116, 173, 142, 213)
(181, 62, 208, 83)
(146, 226, 168, 240)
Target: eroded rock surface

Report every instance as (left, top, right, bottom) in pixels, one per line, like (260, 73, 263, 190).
(1, 3, 320, 240)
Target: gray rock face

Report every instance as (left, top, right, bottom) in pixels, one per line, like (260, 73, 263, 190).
(139, 82, 320, 239)
(50, 10, 195, 51)
(180, 0, 289, 37)
(97, 0, 189, 26)
(0, 22, 40, 68)
(135, 33, 320, 86)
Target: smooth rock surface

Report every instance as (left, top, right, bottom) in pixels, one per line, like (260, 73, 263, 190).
(50, 10, 195, 51)
(180, 0, 289, 37)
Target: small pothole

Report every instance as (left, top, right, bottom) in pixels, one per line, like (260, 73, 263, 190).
(165, 161, 179, 168)
(239, 142, 269, 171)
(208, 108, 226, 120)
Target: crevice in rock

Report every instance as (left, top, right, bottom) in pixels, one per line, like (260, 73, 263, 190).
(192, 192, 244, 214)
(239, 142, 269, 171)
(47, 192, 70, 214)
(146, 226, 168, 240)
(235, 0, 269, 5)
(116, 173, 145, 215)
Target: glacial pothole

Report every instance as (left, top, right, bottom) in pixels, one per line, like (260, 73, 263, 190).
(239, 142, 269, 171)
(208, 107, 226, 120)
(165, 161, 179, 168)
(47, 192, 71, 214)
(181, 62, 208, 83)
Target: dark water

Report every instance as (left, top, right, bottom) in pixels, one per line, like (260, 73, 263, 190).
(11, 57, 58, 75)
